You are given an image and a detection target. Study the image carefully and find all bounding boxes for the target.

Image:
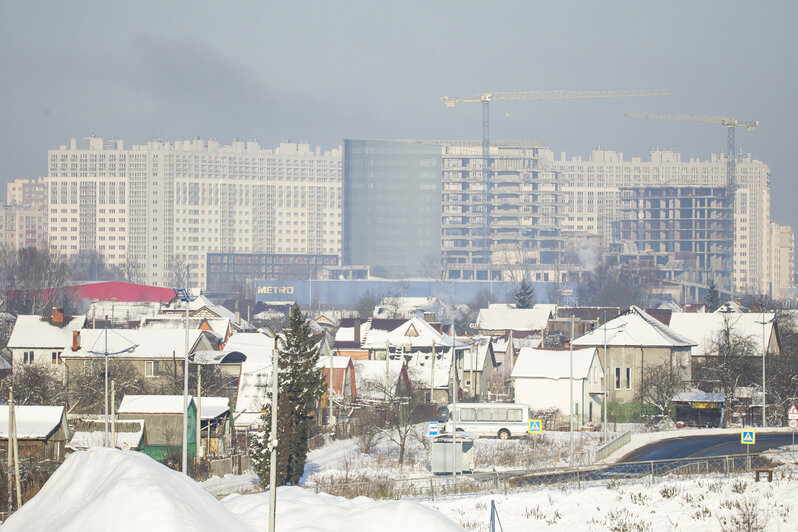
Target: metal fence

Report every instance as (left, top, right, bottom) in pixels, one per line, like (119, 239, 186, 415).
(308, 450, 797, 501)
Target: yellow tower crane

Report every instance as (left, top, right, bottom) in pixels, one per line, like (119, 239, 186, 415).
(440, 89, 670, 253)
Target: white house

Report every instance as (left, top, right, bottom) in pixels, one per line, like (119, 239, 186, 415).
(7, 311, 86, 376)
(474, 304, 552, 335)
(512, 347, 604, 425)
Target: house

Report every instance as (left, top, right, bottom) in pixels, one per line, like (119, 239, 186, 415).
(317, 354, 357, 406)
(511, 347, 604, 425)
(7, 310, 86, 375)
(62, 328, 217, 385)
(197, 396, 233, 457)
(474, 304, 552, 336)
(666, 311, 779, 359)
(0, 405, 71, 460)
(571, 306, 696, 404)
(362, 317, 446, 361)
(226, 333, 275, 430)
(352, 359, 412, 403)
(404, 348, 453, 404)
(67, 418, 145, 452)
(117, 395, 197, 461)
(140, 315, 233, 345)
(461, 337, 500, 401)
(333, 317, 368, 360)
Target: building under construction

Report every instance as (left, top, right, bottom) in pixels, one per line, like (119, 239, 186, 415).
(616, 186, 733, 290)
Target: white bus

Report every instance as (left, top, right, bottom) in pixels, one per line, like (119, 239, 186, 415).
(439, 403, 532, 439)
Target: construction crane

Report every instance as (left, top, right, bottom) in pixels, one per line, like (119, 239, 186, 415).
(625, 112, 759, 192)
(626, 112, 759, 301)
(440, 89, 670, 253)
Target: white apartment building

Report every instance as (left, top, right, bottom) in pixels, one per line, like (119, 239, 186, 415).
(769, 221, 795, 300)
(1, 177, 46, 249)
(554, 149, 772, 296)
(46, 137, 342, 288)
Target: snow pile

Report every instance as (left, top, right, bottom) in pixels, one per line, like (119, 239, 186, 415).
(225, 487, 464, 532)
(1, 448, 253, 532)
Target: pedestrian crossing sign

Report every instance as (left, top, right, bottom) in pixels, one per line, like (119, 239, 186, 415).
(528, 419, 542, 433)
(741, 430, 755, 445)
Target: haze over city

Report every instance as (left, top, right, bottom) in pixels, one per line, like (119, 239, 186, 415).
(1, 1, 795, 233)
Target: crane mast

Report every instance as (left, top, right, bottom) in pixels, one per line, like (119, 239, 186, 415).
(626, 111, 759, 300)
(441, 89, 670, 269)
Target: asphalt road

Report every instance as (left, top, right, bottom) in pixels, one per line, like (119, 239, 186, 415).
(619, 432, 798, 462)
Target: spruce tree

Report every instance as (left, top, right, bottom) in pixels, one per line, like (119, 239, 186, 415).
(704, 280, 721, 313)
(513, 277, 536, 309)
(249, 305, 324, 486)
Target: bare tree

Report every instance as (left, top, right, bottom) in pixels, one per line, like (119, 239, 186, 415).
(692, 313, 760, 427)
(167, 253, 187, 288)
(0, 365, 66, 405)
(0, 243, 73, 315)
(67, 359, 153, 414)
(121, 258, 144, 284)
(636, 360, 688, 418)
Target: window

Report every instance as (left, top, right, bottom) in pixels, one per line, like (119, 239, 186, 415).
(476, 409, 491, 421)
(507, 408, 523, 422)
(459, 408, 476, 421)
(615, 367, 621, 389)
(52, 351, 62, 365)
(625, 367, 632, 390)
(491, 408, 508, 422)
(145, 361, 160, 377)
(23, 351, 34, 364)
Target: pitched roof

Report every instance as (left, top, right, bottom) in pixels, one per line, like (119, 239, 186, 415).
(511, 347, 600, 380)
(0, 405, 67, 439)
(65, 328, 209, 359)
(224, 333, 274, 366)
(667, 312, 775, 357)
(71, 281, 176, 303)
(475, 305, 552, 332)
(571, 306, 696, 348)
(118, 395, 195, 415)
(7, 315, 86, 349)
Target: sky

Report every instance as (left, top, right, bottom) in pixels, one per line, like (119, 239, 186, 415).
(1, 2, 796, 229)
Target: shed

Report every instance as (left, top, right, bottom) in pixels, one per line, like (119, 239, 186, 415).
(117, 395, 197, 462)
(0, 405, 71, 460)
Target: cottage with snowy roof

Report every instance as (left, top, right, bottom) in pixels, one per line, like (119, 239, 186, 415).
(7, 309, 86, 376)
(474, 304, 552, 336)
(0, 405, 71, 460)
(511, 347, 604, 426)
(571, 306, 697, 405)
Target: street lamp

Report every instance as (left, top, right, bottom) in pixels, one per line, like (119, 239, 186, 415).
(174, 265, 196, 475)
(756, 311, 776, 427)
(88, 328, 137, 447)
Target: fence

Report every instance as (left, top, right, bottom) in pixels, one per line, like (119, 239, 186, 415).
(308, 450, 796, 501)
(570, 430, 631, 466)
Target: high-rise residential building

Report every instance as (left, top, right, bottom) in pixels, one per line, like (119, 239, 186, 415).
(768, 221, 795, 300)
(1, 177, 47, 249)
(45, 137, 342, 288)
(555, 149, 772, 296)
(342, 139, 442, 278)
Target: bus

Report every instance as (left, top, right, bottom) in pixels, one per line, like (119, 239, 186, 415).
(438, 403, 531, 439)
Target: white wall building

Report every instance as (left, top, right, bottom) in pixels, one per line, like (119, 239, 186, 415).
(554, 149, 772, 296)
(45, 137, 342, 289)
(768, 221, 795, 300)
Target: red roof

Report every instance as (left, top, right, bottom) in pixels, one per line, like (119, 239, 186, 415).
(71, 282, 176, 303)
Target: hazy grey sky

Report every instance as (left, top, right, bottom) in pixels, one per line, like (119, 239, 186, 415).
(1, 2, 795, 227)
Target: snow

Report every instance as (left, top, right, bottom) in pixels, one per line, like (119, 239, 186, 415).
(67, 419, 145, 451)
(199, 397, 231, 419)
(572, 307, 696, 348)
(667, 312, 775, 357)
(225, 332, 274, 366)
(475, 306, 551, 332)
(7, 314, 86, 349)
(68, 328, 207, 360)
(1, 448, 253, 532)
(0, 405, 66, 439)
(512, 347, 599, 380)
(118, 394, 194, 414)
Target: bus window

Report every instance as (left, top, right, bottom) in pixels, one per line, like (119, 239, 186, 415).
(476, 409, 491, 421)
(508, 409, 523, 422)
(492, 409, 507, 422)
(460, 408, 476, 421)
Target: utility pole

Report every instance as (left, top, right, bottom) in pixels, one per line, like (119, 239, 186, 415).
(9, 388, 21, 508)
(603, 310, 608, 443)
(197, 365, 202, 459)
(269, 336, 279, 532)
(569, 315, 574, 462)
(111, 380, 116, 448)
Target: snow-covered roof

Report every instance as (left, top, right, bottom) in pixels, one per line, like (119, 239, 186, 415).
(572, 307, 696, 348)
(334, 325, 356, 344)
(67, 419, 145, 451)
(224, 332, 274, 366)
(462, 337, 492, 372)
(352, 359, 407, 400)
(189, 295, 252, 329)
(7, 315, 86, 349)
(404, 351, 452, 390)
(673, 388, 725, 403)
(65, 328, 210, 359)
(140, 316, 230, 339)
(667, 312, 775, 357)
(511, 347, 600, 380)
(373, 296, 438, 318)
(362, 317, 445, 349)
(316, 354, 352, 370)
(0, 405, 67, 439)
(87, 301, 162, 323)
(475, 306, 552, 332)
(235, 362, 273, 414)
(118, 395, 195, 415)
(198, 397, 231, 420)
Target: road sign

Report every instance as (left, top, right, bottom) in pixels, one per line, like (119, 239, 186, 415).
(428, 422, 438, 436)
(528, 419, 542, 433)
(741, 430, 756, 445)
(788, 403, 798, 420)
(789, 419, 798, 429)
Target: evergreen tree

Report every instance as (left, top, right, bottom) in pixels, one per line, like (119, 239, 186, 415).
(250, 305, 324, 486)
(704, 280, 721, 313)
(513, 278, 536, 309)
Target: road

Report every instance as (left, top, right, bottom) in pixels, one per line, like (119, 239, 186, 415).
(619, 432, 797, 462)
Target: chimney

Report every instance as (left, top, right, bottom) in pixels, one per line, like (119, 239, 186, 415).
(423, 312, 435, 323)
(72, 330, 80, 351)
(235, 311, 241, 325)
(52, 307, 64, 324)
(354, 318, 361, 346)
